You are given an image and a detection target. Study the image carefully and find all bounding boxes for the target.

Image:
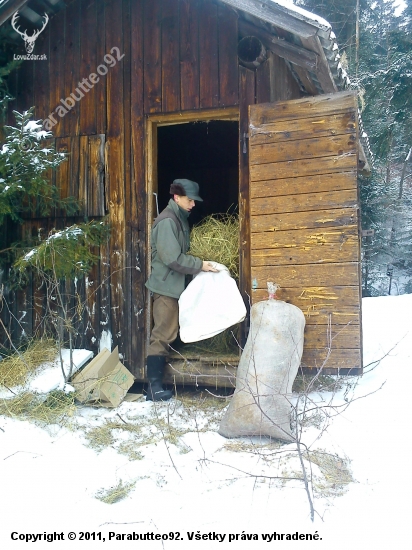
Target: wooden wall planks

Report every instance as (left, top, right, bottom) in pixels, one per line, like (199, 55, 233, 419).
(6, 0, 350, 377)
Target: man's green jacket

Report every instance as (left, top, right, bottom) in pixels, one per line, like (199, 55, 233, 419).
(145, 199, 202, 299)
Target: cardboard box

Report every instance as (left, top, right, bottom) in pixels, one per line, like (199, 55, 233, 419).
(71, 347, 134, 407)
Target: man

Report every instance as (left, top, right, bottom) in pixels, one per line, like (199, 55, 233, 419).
(145, 178, 218, 401)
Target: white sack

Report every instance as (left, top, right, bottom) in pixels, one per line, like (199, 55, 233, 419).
(179, 262, 246, 343)
(219, 297, 305, 442)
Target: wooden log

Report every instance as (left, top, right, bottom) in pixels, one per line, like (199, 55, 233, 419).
(165, 358, 238, 388)
(199, 1, 219, 108)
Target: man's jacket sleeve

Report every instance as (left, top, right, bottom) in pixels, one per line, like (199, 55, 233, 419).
(155, 219, 202, 275)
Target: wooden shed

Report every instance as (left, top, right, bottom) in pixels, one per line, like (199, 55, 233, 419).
(0, 0, 365, 385)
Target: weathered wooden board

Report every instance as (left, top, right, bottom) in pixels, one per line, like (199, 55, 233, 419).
(87, 135, 106, 217)
(162, 0, 180, 113)
(33, 32, 50, 122)
(48, 10, 65, 137)
(252, 262, 360, 289)
(251, 207, 358, 233)
(130, 0, 146, 377)
(304, 324, 360, 349)
(180, 0, 200, 111)
(79, 0, 97, 135)
(250, 112, 357, 146)
(250, 134, 357, 166)
(250, 172, 357, 199)
(250, 153, 358, 182)
(239, 65, 255, 343)
(251, 287, 361, 326)
(252, 224, 359, 250)
(143, 0, 162, 113)
(251, 91, 357, 125)
(301, 348, 361, 371)
(199, 1, 219, 108)
(106, 0, 126, 354)
(256, 58, 271, 104)
(96, 0, 107, 135)
(251, 188, 358, 216)
(218, 3, 238, 106)
(251, 229, 359, 266)
(63, 0, 81, 137)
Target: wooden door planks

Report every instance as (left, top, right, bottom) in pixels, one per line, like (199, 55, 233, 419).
(249, 91, 362, 371)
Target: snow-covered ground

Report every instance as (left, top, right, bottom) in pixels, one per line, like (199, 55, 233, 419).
(1, 295, 411, 549)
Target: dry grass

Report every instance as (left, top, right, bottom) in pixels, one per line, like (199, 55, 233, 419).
(189, 214, 239, 279)
(0, 338, 58, 389)
(95, 479, 136, 504)
(0, 390, 76, 425)
(308, 450, 354, 497)
(180, 326, 240, 355)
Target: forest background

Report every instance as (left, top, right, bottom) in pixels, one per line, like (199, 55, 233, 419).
(296, 0, 412, 295)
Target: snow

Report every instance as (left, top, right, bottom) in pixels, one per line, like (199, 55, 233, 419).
(0, 349, 93, 398)
(1, 295, 411, 549)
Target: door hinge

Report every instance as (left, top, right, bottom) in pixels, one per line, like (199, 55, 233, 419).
(242, 132, 249, 154)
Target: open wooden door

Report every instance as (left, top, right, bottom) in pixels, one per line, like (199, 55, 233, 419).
(248, 91, 362, 373)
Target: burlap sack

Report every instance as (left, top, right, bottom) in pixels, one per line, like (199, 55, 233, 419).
(218, 297, 305, 442)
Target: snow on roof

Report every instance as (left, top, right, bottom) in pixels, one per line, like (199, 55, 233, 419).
(265, 0, 332, 32)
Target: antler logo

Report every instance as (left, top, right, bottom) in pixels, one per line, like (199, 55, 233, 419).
(11, 11, 49, 54)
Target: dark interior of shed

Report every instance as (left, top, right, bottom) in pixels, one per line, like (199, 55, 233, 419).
(157, 120, 239, 226)
(156, 120, 241, 360)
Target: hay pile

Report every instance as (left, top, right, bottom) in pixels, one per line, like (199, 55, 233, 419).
(0, 339, 58, 389)
(189, 214, 239, 279)
(0, 390, 76, 425)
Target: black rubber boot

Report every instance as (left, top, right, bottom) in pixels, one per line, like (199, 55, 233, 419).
(146, 355, 173, 402)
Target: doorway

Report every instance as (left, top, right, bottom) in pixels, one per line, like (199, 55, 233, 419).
(157, 120, 239, 224)
(145, 109, 240, 358)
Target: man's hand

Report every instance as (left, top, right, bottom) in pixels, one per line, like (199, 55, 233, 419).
(201, 261, 219, 272)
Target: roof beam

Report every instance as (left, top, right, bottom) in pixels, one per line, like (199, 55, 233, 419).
(301, 35, 338, 94)
(221, 0, 319, 38)
(239, 20, 318, 72)
(0, 0, 30, 26)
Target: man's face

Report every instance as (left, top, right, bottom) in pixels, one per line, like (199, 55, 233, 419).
(174, 195, 195, 212)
